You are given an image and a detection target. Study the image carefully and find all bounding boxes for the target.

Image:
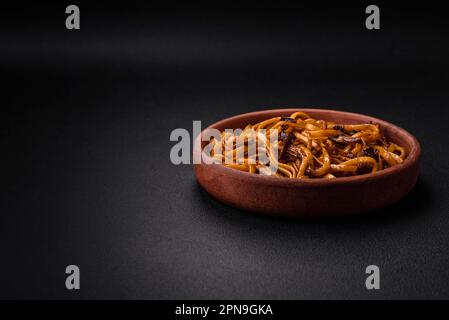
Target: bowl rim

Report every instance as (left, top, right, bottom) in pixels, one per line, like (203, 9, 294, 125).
(197, 108, 421, 188)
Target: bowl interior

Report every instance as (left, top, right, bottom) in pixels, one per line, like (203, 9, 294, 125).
(201, 108, 418, 159)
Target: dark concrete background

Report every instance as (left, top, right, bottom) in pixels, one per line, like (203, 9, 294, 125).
(1, 2, 448, 299)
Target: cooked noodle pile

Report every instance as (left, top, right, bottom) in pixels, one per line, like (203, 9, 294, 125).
(208, 111, 406, 179)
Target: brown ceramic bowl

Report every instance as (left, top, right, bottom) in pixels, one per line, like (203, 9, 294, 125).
(194, 108, 421, 218)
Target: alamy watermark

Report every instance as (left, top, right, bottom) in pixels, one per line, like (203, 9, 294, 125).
(65, 5, 80, 30)
(169, 121, 280, 174)
(365, 265, 380, 290)
(365, 5, 380, 30)
(65, 265, 80, 290)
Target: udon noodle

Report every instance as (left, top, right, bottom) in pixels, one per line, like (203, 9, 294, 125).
(207, 111, 406, 179)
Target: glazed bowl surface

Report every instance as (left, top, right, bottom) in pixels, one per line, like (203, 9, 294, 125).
(194, 108, 421, 218)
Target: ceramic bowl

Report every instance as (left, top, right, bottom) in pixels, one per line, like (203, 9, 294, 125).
(194, 108, 421, 218)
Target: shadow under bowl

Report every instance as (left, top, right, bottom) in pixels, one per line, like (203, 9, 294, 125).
(194, 108, 421, 218)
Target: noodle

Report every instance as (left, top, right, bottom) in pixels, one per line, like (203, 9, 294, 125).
(207, 112, 406, 179)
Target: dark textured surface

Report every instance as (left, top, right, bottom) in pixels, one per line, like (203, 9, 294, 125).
(1, 3, 449, 299)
